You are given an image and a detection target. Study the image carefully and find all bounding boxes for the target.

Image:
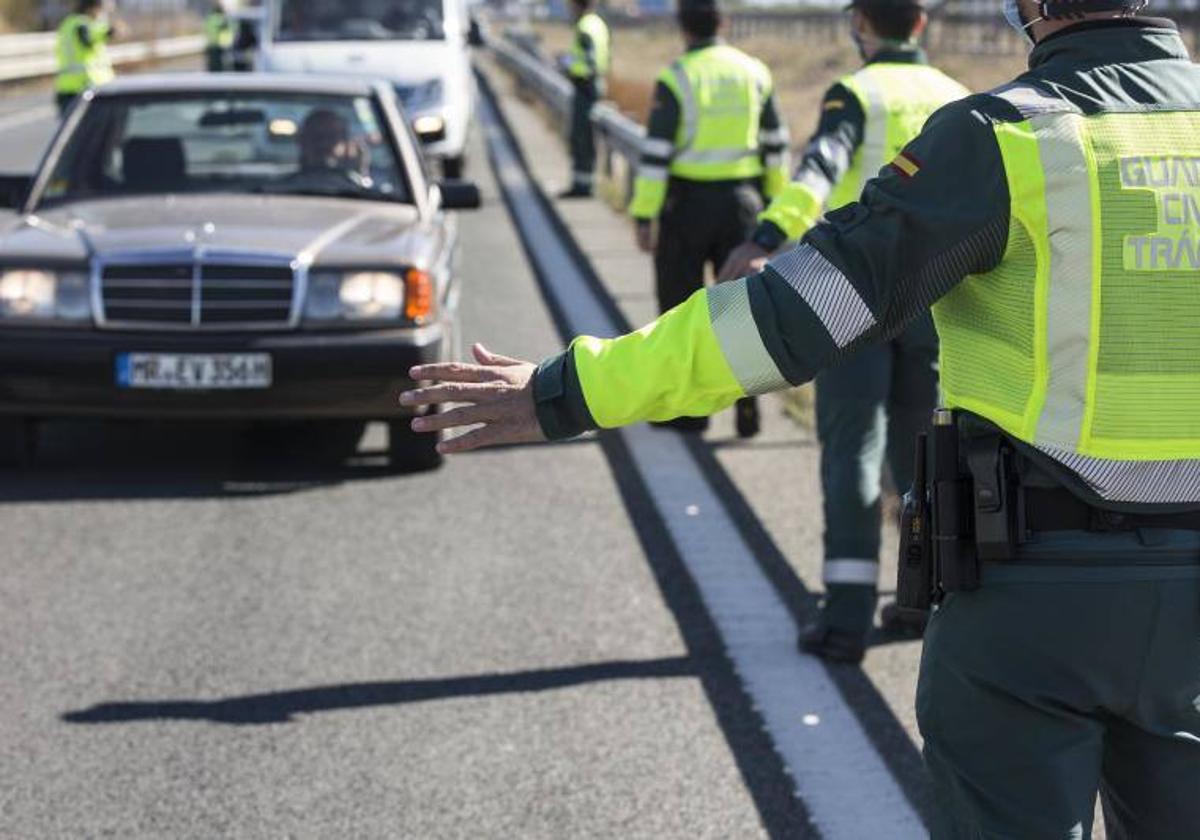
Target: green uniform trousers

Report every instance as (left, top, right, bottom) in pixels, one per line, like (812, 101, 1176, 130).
(918, 533, 1200, 839)
(813, 315, 938, 635)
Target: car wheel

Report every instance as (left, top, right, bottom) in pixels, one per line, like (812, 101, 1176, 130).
(0, 417, 36, 468)
(388, 414, 443, 472)
(442, 155, 465, 180)
(246, 420, 366, 463)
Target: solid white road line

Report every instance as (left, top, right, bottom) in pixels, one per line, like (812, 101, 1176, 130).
(480, 90, 925, 838)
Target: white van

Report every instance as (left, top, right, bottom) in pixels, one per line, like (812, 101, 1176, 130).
(258, 0, 474, 177)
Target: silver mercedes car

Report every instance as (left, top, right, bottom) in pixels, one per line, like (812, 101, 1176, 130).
(0, 73, 481, 470)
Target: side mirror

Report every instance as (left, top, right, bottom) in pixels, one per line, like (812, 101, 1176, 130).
(436, 179, 481, 210)
(0, 174, 32, 211)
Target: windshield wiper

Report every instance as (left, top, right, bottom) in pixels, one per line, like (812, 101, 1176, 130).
(249, 184, 396, 202)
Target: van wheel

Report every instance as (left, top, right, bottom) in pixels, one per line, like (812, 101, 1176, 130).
(388, 415, 443, 472)
(442, 155, 465, 180)
(0, 418, 36, 468)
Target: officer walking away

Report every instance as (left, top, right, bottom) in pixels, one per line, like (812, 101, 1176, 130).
(629, 0, 788, 435)
(720, 0, 968, 662)
(204, 1, 235, 73)
(405, 0, 1200, 834)
(55, 0, 122, 117)
(556, 0, 610, 198)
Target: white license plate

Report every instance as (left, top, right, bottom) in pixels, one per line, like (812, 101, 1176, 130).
(116, 353, 273, 390)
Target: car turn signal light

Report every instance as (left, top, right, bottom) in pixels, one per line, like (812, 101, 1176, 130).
(405, 269, 434, 323)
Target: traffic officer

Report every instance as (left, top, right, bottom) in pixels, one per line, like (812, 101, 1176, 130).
(405, 0, 1200, 833)
(556, 0, 610, 198)
(204, 1, 234, 73)
(629, 0, 788, 436)
(54, 0, 118, 117)
(719, 0, 968, 661)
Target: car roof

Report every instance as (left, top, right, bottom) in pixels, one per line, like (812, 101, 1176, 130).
(96, 73, 384, 98)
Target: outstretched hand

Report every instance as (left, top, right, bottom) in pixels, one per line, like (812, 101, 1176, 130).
(402, 344, 546, 455)
(716, 241, 771, 284)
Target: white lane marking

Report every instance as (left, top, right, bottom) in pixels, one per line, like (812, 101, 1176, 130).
(0, 105, 55, 134)
(480, 89, 925, 838)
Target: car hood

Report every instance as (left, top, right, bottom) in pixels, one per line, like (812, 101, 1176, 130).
(262, 41, 464, 85)
(0, 195, 436, 268)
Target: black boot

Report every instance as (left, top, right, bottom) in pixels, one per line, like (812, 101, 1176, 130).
(735, 397, 760, 439)
(797, 621, 867, 665)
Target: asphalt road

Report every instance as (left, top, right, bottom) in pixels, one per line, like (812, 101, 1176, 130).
(0, 66, 929, 838)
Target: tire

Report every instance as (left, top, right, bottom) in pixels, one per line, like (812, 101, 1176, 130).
(388, 415, 443, 472)
(0, 417, 36, 468)
(442, 155, 465, 180)
(246, 420, 366, 463)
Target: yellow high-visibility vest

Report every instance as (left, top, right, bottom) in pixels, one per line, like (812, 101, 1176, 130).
(56, 14, 114, 95)
(935, 87, 1200, 470)
(205, 12, 234, 50)
(565, 12, 610, 81)
(761, 62, 967, 242)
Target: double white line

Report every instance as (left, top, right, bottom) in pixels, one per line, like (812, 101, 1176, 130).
(479, 85, 925, 838)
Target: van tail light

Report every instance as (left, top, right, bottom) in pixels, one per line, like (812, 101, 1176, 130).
(405, 269, 434, 323)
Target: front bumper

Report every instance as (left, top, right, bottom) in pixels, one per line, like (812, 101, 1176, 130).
(0, 325, 447, 420)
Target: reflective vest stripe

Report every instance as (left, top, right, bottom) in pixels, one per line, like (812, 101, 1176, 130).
(669, 61, 698, 152)
(850, 71, 890, 202)
(674, 147, 759, 165)
(1032, 113, 1097, 452)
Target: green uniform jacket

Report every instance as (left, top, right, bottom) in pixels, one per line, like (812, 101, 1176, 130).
(532, 17, 1197, 510)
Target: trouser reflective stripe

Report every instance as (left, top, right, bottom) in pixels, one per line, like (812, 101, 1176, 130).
(823, 559, 879, 585)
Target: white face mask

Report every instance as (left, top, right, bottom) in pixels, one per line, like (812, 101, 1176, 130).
(1003, 0, 1041, 44)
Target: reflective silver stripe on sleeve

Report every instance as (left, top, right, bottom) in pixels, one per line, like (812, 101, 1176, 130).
(991, 83, 1083, 118)
(823, 559, 879, 585)
(796, 168, 833, 204)
(707, 278, 789, 396)
(767, 245, 876, 349)
(763, 152, 787, 169)
(641, 137, 675, 159)
(637, 164, 668, 181)
(759, 126, 790, 145)
(670, 62, 698, 152)
(1033, 112, 1094, 451)
(805, 136, 850, 179)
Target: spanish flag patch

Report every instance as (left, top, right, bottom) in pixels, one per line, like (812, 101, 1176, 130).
(890, 151, 921, 179)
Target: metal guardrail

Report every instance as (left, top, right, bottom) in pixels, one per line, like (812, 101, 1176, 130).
(488, 31, 646, 204)
(0, 33, 206, 84)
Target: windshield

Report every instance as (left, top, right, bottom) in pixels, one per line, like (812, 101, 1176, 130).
(40, 93, 410, 207)
(276, 0, 445, 42)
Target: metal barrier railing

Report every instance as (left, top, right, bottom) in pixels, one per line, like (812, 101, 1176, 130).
(0, 33, 206, 84)
(488, 30, 646, 206)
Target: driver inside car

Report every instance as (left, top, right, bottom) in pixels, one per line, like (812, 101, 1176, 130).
(297, 108, 371, 184)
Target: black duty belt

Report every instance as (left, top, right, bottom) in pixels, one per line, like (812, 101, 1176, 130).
(1022, 487, 1200, 534)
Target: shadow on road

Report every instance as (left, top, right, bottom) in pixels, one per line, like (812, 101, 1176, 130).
(0, 419, 405, 503)
(61, 656, 695, 726)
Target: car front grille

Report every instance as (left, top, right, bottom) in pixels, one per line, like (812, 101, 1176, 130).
(99, 260, 297, 330)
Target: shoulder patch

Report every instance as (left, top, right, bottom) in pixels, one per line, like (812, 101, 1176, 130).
(823, 100, 845, 111)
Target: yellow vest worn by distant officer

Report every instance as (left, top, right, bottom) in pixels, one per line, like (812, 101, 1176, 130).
(205, 12, 234, 50)
(55, 14, 114, 95)
(565, 12, 610, 82)
(762, 63, 967, 241)
(629, 45, 785, 219)
(935, 88, 1200, 469)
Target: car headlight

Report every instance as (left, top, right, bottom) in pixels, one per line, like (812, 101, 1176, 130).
(304, 270, 434, 325)
(0, 269, 91, 325)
